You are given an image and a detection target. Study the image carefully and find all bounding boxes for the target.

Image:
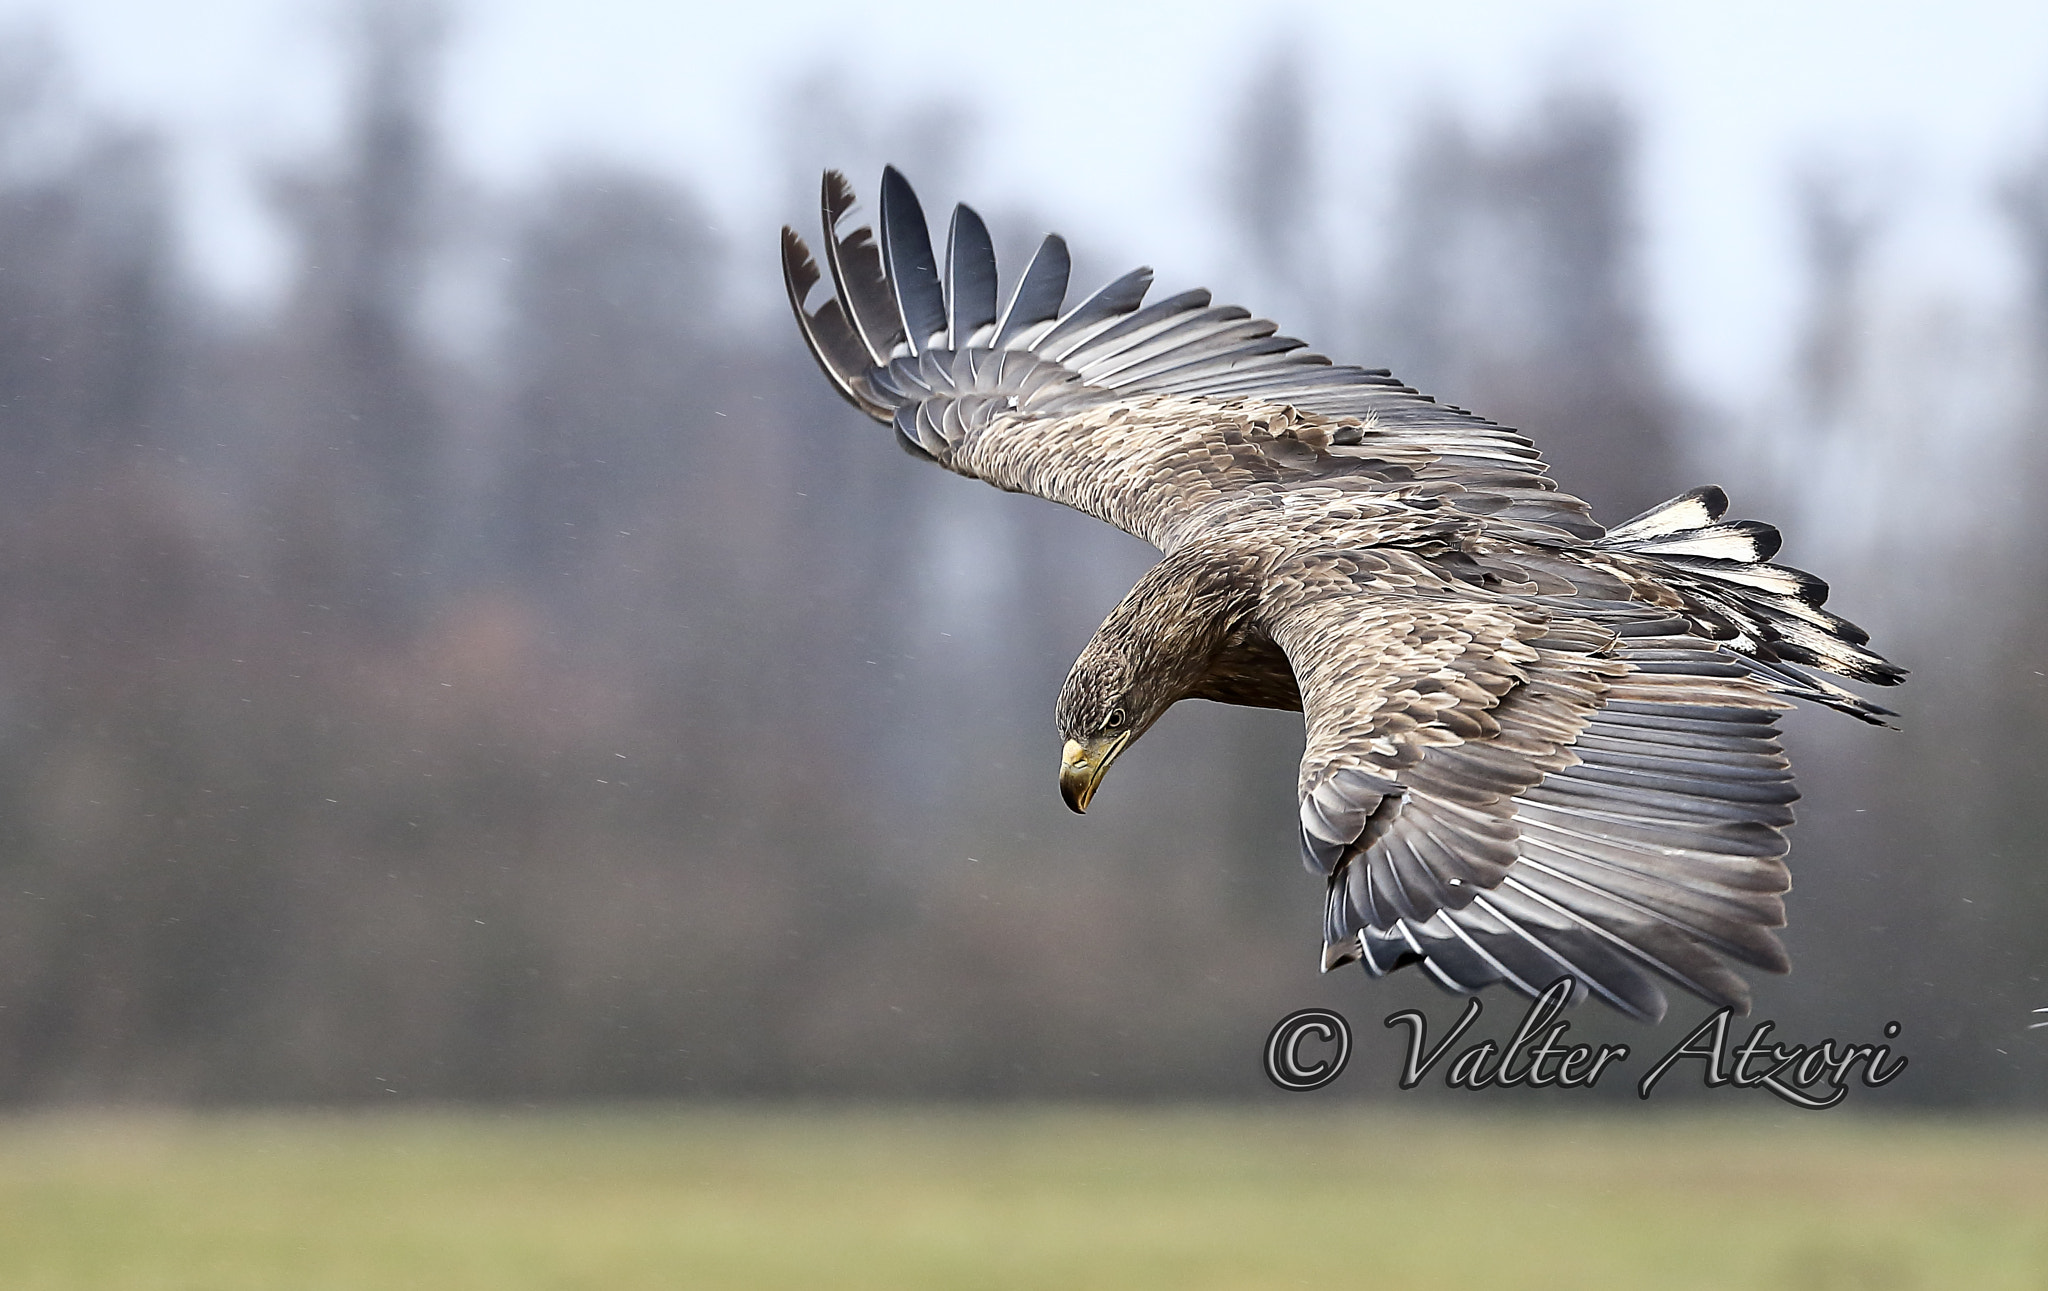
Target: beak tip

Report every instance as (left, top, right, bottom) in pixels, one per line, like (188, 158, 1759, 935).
(1059, 737, 1114, 816)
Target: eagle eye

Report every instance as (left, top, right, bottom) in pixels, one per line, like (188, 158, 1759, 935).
(1104, 707, 1127, 732)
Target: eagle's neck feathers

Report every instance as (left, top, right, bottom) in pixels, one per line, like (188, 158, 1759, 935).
(1059, 541, 1274, 738)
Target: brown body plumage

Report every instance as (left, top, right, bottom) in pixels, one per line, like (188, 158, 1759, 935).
(782, 167, 1903, 1022)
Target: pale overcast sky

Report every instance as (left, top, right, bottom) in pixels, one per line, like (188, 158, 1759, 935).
(5, 0, 2046, 393)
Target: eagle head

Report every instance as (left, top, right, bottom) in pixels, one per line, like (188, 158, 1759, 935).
(1055, 649, 1148, 814)
(1054, 545, 1256, 813)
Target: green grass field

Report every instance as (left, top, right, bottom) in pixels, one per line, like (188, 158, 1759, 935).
(0, 1106, 2041, 1290)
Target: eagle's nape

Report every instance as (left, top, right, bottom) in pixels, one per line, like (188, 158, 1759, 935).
(781, 166, 1905, 1025)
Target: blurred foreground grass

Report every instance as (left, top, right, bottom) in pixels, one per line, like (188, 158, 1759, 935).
(0, 1105, 2043, 1290)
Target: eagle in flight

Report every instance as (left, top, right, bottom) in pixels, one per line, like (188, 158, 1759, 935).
(781, 167, 1902, 1023)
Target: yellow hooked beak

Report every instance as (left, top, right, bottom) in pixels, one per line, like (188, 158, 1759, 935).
(1059, 733, 1130, 814)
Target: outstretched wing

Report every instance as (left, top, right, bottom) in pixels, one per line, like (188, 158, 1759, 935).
(1263, 556, 1803, 1022)
(783, 167, 1600, 553)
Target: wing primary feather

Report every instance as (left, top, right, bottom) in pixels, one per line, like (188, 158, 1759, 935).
(878, 166, 948, 354)
(1439, 914, 1544, 996)
(1079, 313, 1270, 380)
(1056, 288, 1215, 367)
(1419, 956, 1481, 995)
(1470, 891, 1655, 1020)
(1034, 266, 1156, 358)
(820, 172, 904, 367)
(992, 234, 1070, 348)
(1499, 876, 1748, 1016)
(944, 203, 999, 349)
(780, 227, 867, 412)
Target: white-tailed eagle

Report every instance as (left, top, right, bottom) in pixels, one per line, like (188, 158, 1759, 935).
(781, 167, 1902, 1022)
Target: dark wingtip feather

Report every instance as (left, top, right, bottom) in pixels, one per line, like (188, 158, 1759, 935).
(820, 172, 904, 368)
(993, 234, 1071, 347)
(781, 224, 818, 299)
(945, 202, 999, 349)
(1036, 265, 1156, 358)
(782, 225, 877, 416)
(822, 169, 857, 227)
(879, 165, 947, 354)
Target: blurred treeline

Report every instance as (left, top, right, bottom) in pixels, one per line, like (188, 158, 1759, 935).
(0, 8, 2039, 1106)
